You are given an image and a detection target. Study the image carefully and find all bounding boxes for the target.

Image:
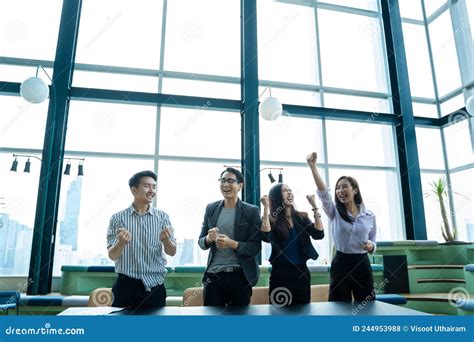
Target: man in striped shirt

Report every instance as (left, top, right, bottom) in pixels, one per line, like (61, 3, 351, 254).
(107, 170, 176, 308)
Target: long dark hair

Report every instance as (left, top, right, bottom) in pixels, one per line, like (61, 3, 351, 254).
(268, 183, 308, 241)
(334, 176, 364, 223)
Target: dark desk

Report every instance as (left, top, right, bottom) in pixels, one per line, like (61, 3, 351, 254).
(59, 301, 428, 316)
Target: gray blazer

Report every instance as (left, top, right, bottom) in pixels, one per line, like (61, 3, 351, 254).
(198, 199, 262, 286)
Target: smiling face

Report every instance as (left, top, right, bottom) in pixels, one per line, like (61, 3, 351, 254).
(219, 171, 242, 200)
(335, 177, 358, 205)
(131, 176, 156, 205)
(281, 184, 294, 207)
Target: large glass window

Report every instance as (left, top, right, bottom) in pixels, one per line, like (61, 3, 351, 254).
(159, 107, 241, 159)
(321, 0, 378, 12)
(402, 23, 436, 100)
(65, 101, 157, 155)
(53, 157, 153, 275)
(421, 172, 451, 242)
(319, 9, 388, 93)
(325, 120, 396, 167)
(0, 0, 62, 60)
(0, 96, 48, 149)
(75, 0, 164, 69)
(328, 168, 404, 242)
(399, 0, 423, 20)
(259, 164, 330, 265)
(423, 0, 447, 18)
(444, 120, 473, 169)
(164, 0, 240, 77)
(259, 116, 324, 163)
(257, 0, 319, 85)
(0, 153, 40, 276)
(450, 169, 474, 242)
(156, 160, 227, 266)
(428, 11, 463, 97)
(162, 79, 240, 100)
(415, 127, 445, 170)
(323, 93, 391, 113)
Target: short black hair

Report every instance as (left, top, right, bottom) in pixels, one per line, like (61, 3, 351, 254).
(129, 170, 157, 188)
(220, 167, 244, 184)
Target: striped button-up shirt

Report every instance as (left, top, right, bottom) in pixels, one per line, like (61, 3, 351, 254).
(107, 205, 176, 291)
(317, 189, 377, 254)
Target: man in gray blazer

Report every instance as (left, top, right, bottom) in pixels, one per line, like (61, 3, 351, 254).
(198, 167, 262, 306)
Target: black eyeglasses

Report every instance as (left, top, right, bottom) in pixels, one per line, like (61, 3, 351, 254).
(219, 178, 239, 185)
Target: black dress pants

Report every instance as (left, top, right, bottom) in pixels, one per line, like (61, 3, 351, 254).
(203, 269, 252, 307)
(269, 262, 311, 306)
(112, 273, 166, 308)
(329, 251, 375, 302)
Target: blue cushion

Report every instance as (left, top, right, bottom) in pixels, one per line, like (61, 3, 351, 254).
(376, 294, 407, 305)
(87, 266, 115, 272)
(457, 299, 474, 311)
(0, 291, 20, 305)
(371, 265, 384, 272)
(0, 303, 17, 310)
(465, 264, 474, 272)
(20, 296, 64, 306)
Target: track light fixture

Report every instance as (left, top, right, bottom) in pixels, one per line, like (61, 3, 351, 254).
(9, 154, 85, 176)
(222, 165, 284, 184)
